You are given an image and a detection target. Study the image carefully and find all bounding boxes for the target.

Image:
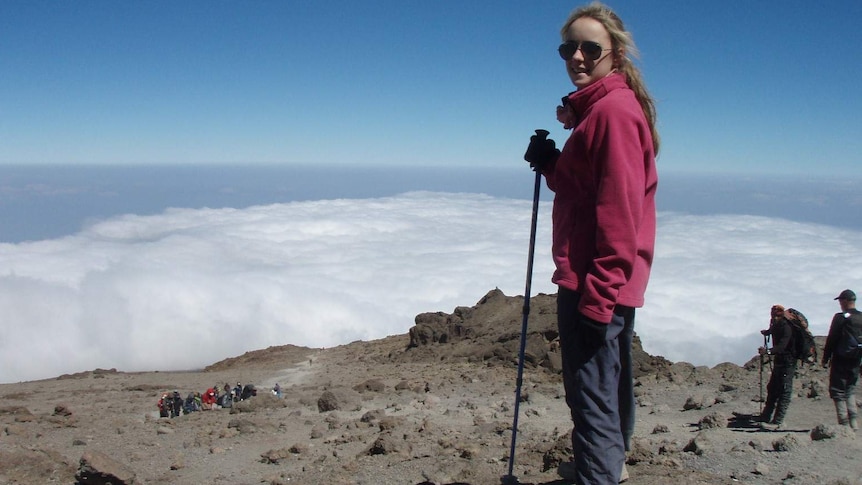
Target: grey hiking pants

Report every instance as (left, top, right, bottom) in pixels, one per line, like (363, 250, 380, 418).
(829, 357, 860, 401)
(558, 287, 635, 485)
(829, 357, 860, 424)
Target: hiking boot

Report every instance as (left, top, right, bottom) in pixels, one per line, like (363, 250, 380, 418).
(760, 421, 783, 431)
(557, 461, 630, 483)
(850, 416, 859, 430)
(557, 461, 577, 481)
(835, 399, 850, 426)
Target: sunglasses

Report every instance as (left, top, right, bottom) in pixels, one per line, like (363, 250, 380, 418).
(558, 40, 610, 61)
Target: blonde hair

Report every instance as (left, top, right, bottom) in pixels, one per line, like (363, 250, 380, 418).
(561, 2, 660, 154)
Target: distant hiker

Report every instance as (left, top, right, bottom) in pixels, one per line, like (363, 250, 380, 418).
(223, 383, 232, 397)
(202, 388, 217, 410)
(273, 383, 282, 399)
(822, 289, 862, 429)
(758, 305, 796, 428)
(157, 394, 170, 418)
(233, 382, 243, 402)
(183, 392, 199, 414)
(522, 3, 658, 483)
(170, 391, 183, 418)
(219, 392, 232, 408)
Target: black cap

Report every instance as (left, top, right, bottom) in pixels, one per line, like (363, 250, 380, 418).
(835, 289, 856, 301)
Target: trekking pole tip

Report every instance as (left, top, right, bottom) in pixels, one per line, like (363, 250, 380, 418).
(500, 474, 521, 485)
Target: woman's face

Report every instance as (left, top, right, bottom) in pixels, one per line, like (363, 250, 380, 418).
(562, 17, 615, 89)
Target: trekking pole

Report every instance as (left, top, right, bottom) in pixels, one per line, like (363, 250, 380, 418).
(760, 334, 766, 413)
(502, 129, 547, 485)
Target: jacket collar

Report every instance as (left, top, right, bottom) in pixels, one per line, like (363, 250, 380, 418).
(567, 72, 628, 118)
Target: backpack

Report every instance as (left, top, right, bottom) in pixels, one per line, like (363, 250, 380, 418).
(835, 310, 862, 360)
(785, 308, 816, 364)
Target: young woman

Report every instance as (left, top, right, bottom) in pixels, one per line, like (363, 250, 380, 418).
(524, 3, 659, 483)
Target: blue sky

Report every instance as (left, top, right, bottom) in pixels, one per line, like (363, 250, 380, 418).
(2, 0, 860, 174)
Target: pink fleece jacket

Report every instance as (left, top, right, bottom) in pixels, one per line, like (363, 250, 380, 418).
(543, 73, 657, 324)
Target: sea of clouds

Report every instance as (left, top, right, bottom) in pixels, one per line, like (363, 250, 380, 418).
(2, 191, 861, 383)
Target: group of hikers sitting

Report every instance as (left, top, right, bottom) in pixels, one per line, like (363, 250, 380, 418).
(157, 382, 260, 418)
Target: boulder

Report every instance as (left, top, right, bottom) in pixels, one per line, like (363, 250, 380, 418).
(76, 451, 136, 485)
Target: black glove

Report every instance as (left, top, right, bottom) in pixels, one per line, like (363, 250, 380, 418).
(760, 329, 769, 336)
(524, 129, 560, 172)
(577, 314, 608, 347)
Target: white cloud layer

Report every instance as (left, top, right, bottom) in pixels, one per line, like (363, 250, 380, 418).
(1, 192, 860, 383)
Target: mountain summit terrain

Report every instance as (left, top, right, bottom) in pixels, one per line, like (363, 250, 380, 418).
(1, 289, 860, 484)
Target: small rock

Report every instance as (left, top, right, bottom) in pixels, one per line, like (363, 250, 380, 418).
(218, 427, 240, 439)
(261, 448, 292, 464)
(227, 418, 257, 434)
(3, 424, 29, 438)
(809, 423, 856, 441)
(627, 437, 654, 464)
(367, 432, 412, 456)
(683, 394, 712, 410)
(458, 443, 482, 459)
(318, 391, 339, 412)
(170, 454, 185, 470)
(394, 380, 411, 391)
(772, 434, 802, 452)
(360, 409, 385, 424)
(76, 451, 136, 485)
(748, 440, 765, 452)
(378, 416, 404, 432)
(753, 462, 770, 475)
(683, 432, 713, 455)
(698, 412, 726, 430)
(53, 405, 73, 417)
(289, 443, 308, 454)
(352, 379, 385, 393)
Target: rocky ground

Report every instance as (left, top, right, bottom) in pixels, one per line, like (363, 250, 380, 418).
(1, 289, 861, 485)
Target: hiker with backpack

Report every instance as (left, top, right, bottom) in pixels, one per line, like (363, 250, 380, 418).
(758, 305, 799, 429)
(822, 289, 862, 430)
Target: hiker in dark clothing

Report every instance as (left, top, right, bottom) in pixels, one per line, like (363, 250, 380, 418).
(822, 289, 862, 430)
(170, 391, 183, 418)
(759, 304, 796, 428)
